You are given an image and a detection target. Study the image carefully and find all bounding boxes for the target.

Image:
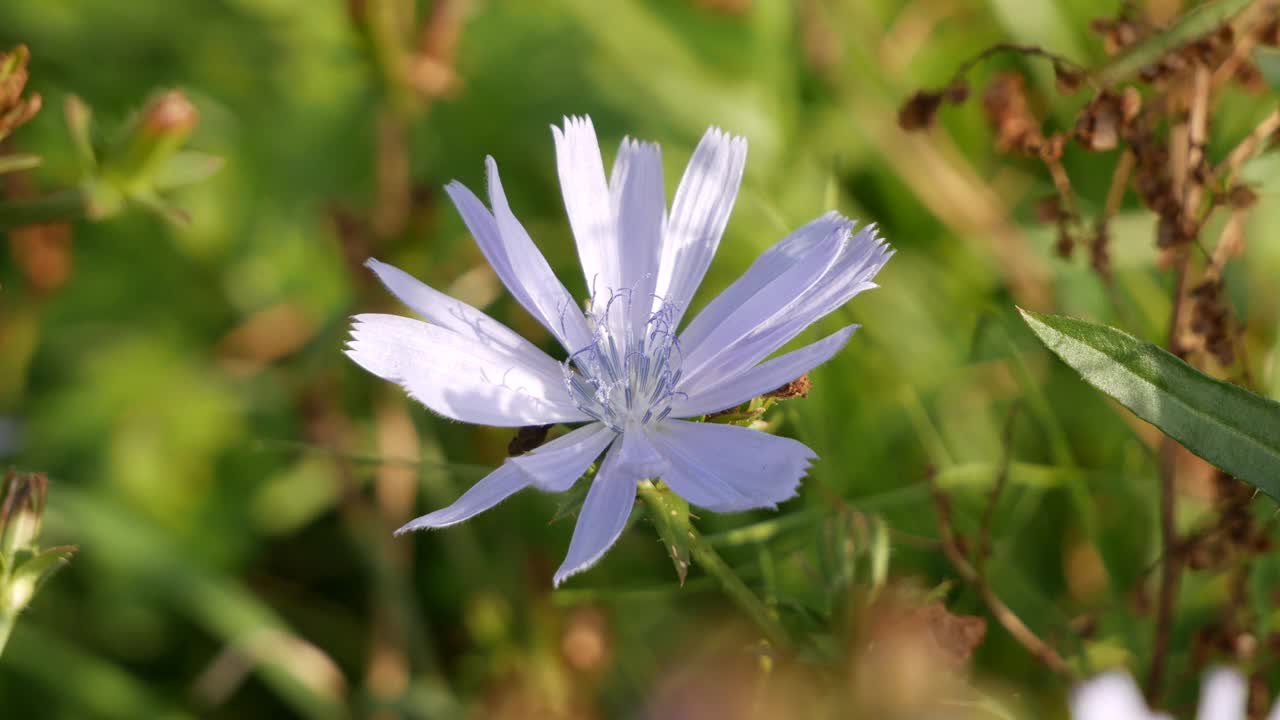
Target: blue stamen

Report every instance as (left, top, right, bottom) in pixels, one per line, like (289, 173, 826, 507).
(562, 289, 684, 428)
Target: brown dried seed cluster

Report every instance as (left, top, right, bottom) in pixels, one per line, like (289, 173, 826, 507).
(1187, 469, 1275, 680)
(982, 73, 1043, 155)
(896, 83, 968, 132)
(897, 91, 944, 131)
(0, 45, 41, 142)
(896, 4, 1280, 688)
(764, 374, 812, 400)
(1188, 279, 1235, 367)
(1089, 16, 1143, 56)
(1074, 89, 1141, 151)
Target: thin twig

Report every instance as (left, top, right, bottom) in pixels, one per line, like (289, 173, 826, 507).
(1146, 248, 1193, 704)
(926, 467, 1076, 678)
(1103, 150, 1135, 222)
(933, 43, 1096, 94)
(1184, 63, 1211, 220)
(977, 404, 1021, 579)
(1147, 439, 1183, 704)
(1210, 0, 1272, 91)
(1211, 107, 1280, 188)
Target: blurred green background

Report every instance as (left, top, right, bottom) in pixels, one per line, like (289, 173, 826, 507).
(3, 0, 1280, 717)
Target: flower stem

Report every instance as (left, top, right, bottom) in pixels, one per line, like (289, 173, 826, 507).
(635, 481, 791, 650)
(0, 609, 14, 659)
(0, 188, 88, 230)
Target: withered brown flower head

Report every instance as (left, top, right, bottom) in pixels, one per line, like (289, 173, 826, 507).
(0, 45, 41, 143)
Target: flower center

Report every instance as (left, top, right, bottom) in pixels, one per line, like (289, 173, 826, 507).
(563, 290, 684, 432)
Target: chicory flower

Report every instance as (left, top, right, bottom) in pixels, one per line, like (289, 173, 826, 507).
(347, 116, 890, 585)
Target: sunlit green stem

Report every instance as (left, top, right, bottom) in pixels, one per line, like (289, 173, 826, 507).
(0, 608, 14, 659)
(0, 189, 87, 231)
(635, 480, 791, 649)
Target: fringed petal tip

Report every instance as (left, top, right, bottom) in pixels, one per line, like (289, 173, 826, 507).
(553, 114, 597, 142)
(393, 518, 427, 536)
(552, 558, 593, 588)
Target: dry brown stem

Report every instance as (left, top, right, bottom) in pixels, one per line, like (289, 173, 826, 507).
(925, 468, 1075, 678)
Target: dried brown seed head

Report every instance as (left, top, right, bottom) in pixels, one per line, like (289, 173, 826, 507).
(1034, 195, 1063, 223)
(943, 81, 969, 105)
(1075, 92, 1121, 151)
(897, 91, 944, 131)
(1227, 185, 1258, 209)
(982, 73, 1042, 154)
(1039, 133, 1066, 162)
(1053, 61, 1086, 95)
(1054, 225, 1074, 259)
(764, 374, 811, 400)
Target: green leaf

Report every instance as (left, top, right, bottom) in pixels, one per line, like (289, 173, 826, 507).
(152, 151, 224, 190)
(1019, 309, 1280, 500)
(1254, 46, 1280, 91)
(6, 545, 75, 613)
(549, 467, 595, 525)
(63, 95, 97, 174)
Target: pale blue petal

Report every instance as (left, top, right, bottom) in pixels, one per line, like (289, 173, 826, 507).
(364, 258, 563, 377)
(1197, 669, 1247, 720)
(677, 226, 844, 384)
(511, 422, 616, 492)
(680, 222, 891, 390)
(678, 212, 849, 351)
(552, 116, 614, 298)
(654, 128, 747, 324)
(648, 420, 815, 512)
(346, 314, 587, 426)
(609, 137, 665, 329)
(398, 423, 615, 535)
(615, 421, 668, 480)
(443, 165, 592, 354)
(1069, 673, 1158, 720)
(671, 325, 858, 418)
(554, 440, 646, 586)
(396, 463, 530, 533)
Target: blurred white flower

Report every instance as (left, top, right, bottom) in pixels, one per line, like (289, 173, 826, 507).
(1072, 668, 1279, 720)
(347, 116, 890, 585)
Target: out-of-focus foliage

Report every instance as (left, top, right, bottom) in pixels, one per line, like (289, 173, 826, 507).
(1, 0, 1279, 718)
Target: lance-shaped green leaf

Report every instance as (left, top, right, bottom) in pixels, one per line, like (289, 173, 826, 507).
(549, 466, 596, 525)
(6, 545, 76, 614)
(1019, 309, 1280, 500)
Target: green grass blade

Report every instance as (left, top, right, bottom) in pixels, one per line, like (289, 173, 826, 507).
(1092, 0, 1255, 87)
(1019, 309, 1280, 500)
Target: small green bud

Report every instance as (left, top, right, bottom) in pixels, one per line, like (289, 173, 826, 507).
(0, 469, 46, 561)
(104, 90, 200, 192)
